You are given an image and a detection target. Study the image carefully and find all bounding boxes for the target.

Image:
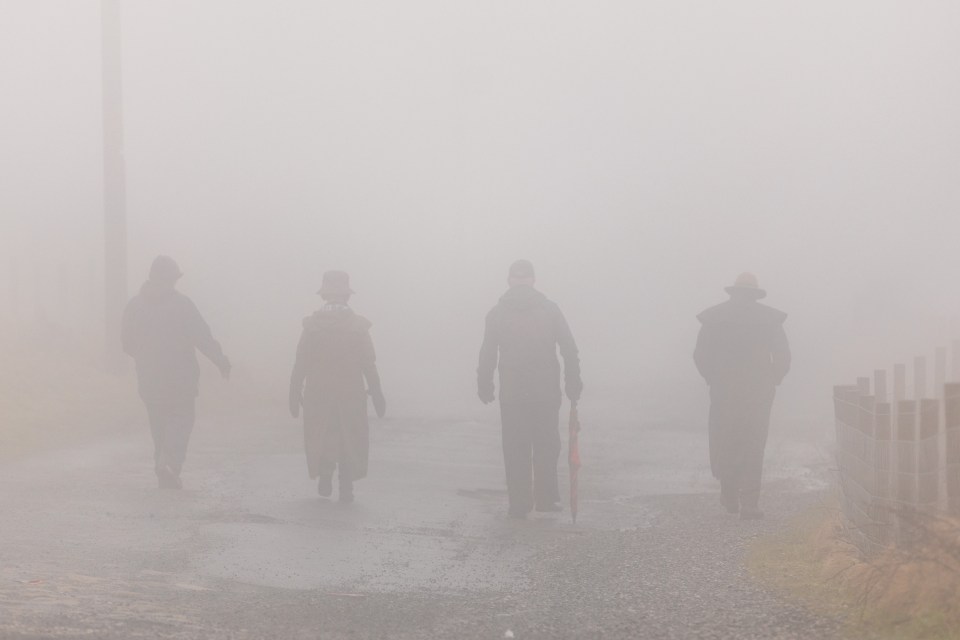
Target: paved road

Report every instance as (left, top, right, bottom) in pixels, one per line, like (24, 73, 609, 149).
(0, 403, 839, 639)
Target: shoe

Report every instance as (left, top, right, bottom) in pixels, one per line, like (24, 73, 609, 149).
(535, 502, 563, 513)
(721, 495, 739, 515)
(317, 474, 333, 497)
(740, 507, 764, 520)
(157, 465, 181, 490)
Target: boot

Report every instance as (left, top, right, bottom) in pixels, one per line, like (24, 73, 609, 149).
(720, 482, 739, 514)
(317, 473, 333, 498)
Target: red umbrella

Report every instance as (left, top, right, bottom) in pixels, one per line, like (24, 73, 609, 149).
(568, 402, 582, 524)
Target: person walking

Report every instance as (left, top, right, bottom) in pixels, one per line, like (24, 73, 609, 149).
(122, 256, 232, 489)
(289, 271, 386, 503)
(694, 273, 791, 519)
(477, 260, 582, 519)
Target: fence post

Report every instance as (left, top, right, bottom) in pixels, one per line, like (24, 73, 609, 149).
(894, 363, 907, 401)
(875, 370, 888, 404)
(874, 401, 893, 543)
(945, 383, 960, 515)
(953, 340, 960, 383)
(936, 347, 948, 399)
(895, 400, 918, 543)
(918, 398, 941, 511)
(915, 356, 928, 400)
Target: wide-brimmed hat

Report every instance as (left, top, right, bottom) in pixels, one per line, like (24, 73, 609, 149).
(149, 255, 183, 283)
(725, 272, 766, 299)
(317, 270, 355, 297)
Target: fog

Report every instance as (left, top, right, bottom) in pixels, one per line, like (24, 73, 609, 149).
(4, 2, 960, 430)
(4, 1, 960, 636)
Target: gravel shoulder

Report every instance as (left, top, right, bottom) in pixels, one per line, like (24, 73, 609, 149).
(0, 406, 841, 639)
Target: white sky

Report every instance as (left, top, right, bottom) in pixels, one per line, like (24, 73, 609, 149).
(2, 1, 960, 422)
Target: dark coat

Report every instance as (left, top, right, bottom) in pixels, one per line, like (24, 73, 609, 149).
(121, 281, 229, 404)
(289, 304, 381, 480)
(694, 298, 790, 390)
(694, 296, 791, 484)
(478, 285, 582, 407)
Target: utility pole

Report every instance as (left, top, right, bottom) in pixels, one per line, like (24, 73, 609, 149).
(102, 0, 127, 371)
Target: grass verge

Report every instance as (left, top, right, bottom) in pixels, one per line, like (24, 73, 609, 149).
(748, 494, 960, 639)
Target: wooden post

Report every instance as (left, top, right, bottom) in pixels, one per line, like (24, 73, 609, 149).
(915, 356, 928, 400)
(874, 402, 893, 543)
(894, 363, 907, 401)
(945, 383, 960, 514)
(102, 0, 127, 372)
(953, 340, 960, 383)
(918, 398, 940, 509)
(875, 369, 888, 404)
(936, 347, 948, 398)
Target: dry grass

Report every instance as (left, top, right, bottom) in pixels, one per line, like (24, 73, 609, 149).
(0, 342, 139, 460)
(748, 495, 960, 639)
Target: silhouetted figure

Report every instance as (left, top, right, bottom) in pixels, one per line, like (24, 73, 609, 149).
(694, 273, 791, 520)
(289, 271, 385, 503)
(478, 260, 582, 519)
(122, 256, 231, 489)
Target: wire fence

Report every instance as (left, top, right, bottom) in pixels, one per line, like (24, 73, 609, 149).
(835, 344, 960, 555)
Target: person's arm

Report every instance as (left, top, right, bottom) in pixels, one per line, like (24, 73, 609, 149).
(555, 307, 582, 403)
(693, 324, 715, 384)
(477, 309, 499, 404)
(120, 300, 138, 357)
(771, 324, 792, 385)
(289, 332, 307, 418)
(187, 299, 231, 378)
(360, 330, 386, 418)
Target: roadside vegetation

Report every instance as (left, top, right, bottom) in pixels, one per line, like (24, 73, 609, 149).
(0, 339, 139, 461)
(748, 494, 960, 639)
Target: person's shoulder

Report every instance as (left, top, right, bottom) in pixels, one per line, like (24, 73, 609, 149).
(698, 300, 787, 325)
(696, 301, 731, 325)
(753, 302, 788, 324)
(351, 314, 373, 332)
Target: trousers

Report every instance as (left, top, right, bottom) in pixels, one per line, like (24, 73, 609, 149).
(500, 401, 561, 513)
(145, 399, 196, 477)
(709, 384, 775, 508)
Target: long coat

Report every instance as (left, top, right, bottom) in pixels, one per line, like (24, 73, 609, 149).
(694, 297, 791, 481)
(289, 304, 381, 480)
(121, 280, 229, 404)
(477, 284, 582, 407)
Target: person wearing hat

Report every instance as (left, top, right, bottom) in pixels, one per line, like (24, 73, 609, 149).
(694, 273, 791, 520)
(122, 255, 232, 490)
(289, 271, 386, 503)
(477, 260, 582, 519)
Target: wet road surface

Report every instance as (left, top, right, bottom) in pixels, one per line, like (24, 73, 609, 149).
(0, 405, 838, 639)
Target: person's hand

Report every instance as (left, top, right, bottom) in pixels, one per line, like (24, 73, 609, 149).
(478, 383, 495, 405)
(289, 392, 301, 419)
(219, 358, 232, 380)
(370, 388, 387, 418)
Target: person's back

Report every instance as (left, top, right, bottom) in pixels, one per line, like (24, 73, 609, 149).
(693, 273, 790, 520)
(694, 297, 789, 390)
(297, 303, 373, 407)
(485, 284, 568, 406)
(477, 260, 581, 519)
(123, 280, 208, 403)
(121, 256, 230, 490)
(289, 271, 385, 503)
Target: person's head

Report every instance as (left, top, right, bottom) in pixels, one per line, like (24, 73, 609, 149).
(725, 272, 766, 301)
(148, 255, 182, 290)
(318, 270, 354, 303)
(507, 259, 536, 288)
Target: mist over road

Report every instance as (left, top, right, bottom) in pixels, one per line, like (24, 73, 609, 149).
(0, 406, 833, 639)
